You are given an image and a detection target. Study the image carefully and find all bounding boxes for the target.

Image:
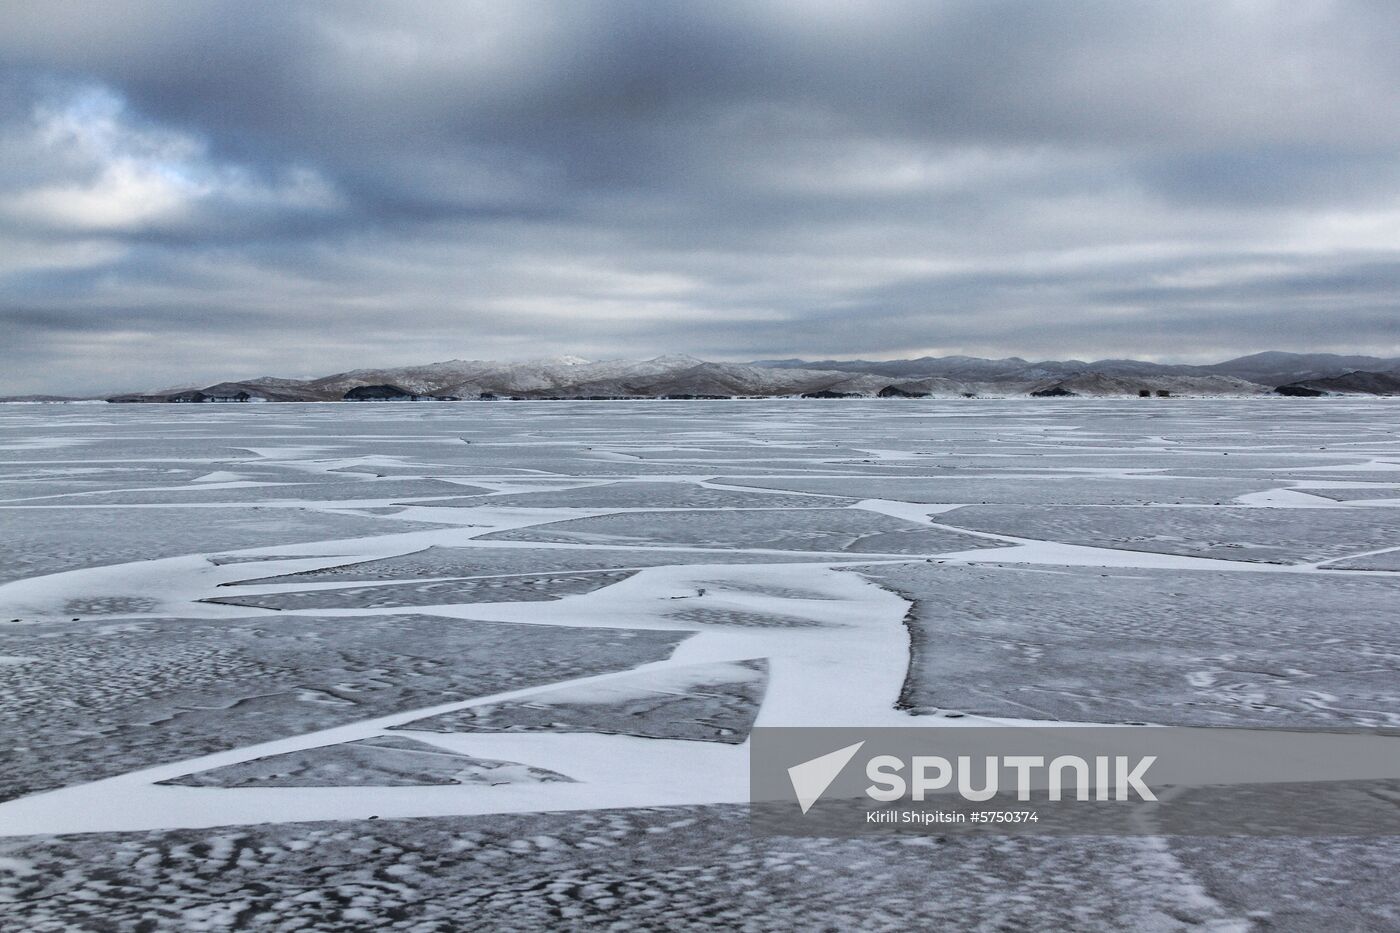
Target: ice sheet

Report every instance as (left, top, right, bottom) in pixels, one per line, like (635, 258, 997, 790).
(2, 398, 1399, 930)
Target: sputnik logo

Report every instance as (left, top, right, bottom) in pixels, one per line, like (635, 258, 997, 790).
(784, 739, 1159, 812)
(787, 741, 865, 814)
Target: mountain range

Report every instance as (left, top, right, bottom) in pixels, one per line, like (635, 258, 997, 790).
(10, 351, 1400, 402)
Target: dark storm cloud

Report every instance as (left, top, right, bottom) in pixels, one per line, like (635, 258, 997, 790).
(2, 1, 1399, 393)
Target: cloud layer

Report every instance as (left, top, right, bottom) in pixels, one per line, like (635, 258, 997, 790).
(3, 1, 1399, 393)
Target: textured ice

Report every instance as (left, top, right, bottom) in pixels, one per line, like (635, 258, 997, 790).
(857, 562, 1400, 729)
(395, 659, 767, 743)
(1299, 485, 1400, 504)
(0, 466, 206, 500)
(716, 475, 1279, 505)
(597, 445, 875, 461)
(0, 506, 452, 584)
(1168, 835, 1400, 932)
(0, 806, 1359, 931)
(936, 504, 1400, 564)
(230, 544, 823, 585)
(207, 569, 638, 610)
(59, 595, 160, 616)
(664, 606, 826, 628)
(415, 480, 852, 509)
(160, 736, 573, 787)
(0, 615, 685, 801)
(2, 398, 1399, 929)
(1324, 549, 1400, 571)
(10, 477, 492, 506)
(482, 507, 1008, 555)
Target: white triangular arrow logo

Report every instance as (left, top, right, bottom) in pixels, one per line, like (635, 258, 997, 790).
(787, 741, 865, 814)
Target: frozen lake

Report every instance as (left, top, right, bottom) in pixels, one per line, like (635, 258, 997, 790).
(2, 398, 1399, 929)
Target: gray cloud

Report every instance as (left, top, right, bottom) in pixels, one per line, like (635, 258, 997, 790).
(2, 1, 1399, 394)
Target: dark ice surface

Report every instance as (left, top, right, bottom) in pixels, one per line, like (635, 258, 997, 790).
(481, 507, 1008, 555)
(418, 480, 853, 509)
(0, 614, 685, 801)
(161, 735, 572, 788)
(3, 807, 1397, 931)
(716, 474, 1280, 505)
(1325, 549, 1400, 571)
(0, 506, 451, 584)
(206, 569, 639, 610)
(395, 659, 768, 743)
(2, 477, 492, 506)
(229, 544, 823, 585)
(854, 562, 1400, 729)
(934, 503, 1400, 564)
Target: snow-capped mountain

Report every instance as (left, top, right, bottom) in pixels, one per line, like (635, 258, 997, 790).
(91, 351, 1400, 402)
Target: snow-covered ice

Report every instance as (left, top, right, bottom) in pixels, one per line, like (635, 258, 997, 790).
(2, 397, 1398, 929)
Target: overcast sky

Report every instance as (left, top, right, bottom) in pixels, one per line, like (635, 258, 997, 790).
(3, 1, 1399, 393)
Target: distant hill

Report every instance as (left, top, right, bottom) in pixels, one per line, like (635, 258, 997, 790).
(18, 351, 1400, 403)
(0, 394, 91, 403)
(1189, 352, 1400, 387)
(752, 351, 1400, 388)
(1273, 370, 1400, 397)
(1021, 373, 1265, 398)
